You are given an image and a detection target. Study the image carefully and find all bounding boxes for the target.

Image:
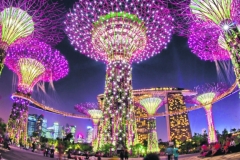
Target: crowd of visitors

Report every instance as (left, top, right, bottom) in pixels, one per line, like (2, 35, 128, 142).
(200, 137, 239, 157)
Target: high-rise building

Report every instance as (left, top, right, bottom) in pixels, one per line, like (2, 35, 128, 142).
(134, 106, 149, 145)
(46, 122, 60, 139)
(27, 114, 47, 138)
(41, 119, 47, 137)
(166, 92, 192, 142)
(36, 114, 44, 137)
(27, 114, 38, 137)
(70, 125, 76, 141)
(86, 126, 93, 143)
(53, 122, 59, 139)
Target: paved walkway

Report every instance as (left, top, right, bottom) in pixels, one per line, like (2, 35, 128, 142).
(1, 146, 240, 160)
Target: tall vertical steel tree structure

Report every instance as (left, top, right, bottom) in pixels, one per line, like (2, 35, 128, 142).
(140, 97, 163, 153)
(186, 83, 228, 143)
(5, 39, 68, 145)
(0, 0, 65, 75)
(65, 0, 174, 149)
(74, 103, 102, 141)
(171, 0, 240, 95)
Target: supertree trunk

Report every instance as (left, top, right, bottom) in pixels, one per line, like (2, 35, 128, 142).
(204, 105, 217, 143)
(7, 97, 29, 145)
(102, 61, 135, 149)
(0, 48, 6, 75)
(223, 26, 240, 96)
(93, 123, 98, 141)
(147, 118, 159, 153)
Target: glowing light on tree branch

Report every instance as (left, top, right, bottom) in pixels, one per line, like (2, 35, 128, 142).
(0, 0, 65, 76)
(140, 97, 162, 115)
(188, 22, 230, 61)
(65, 0, 174, 63)
(171, 0, 240, 96)
(5, 39, 69, 94)
(186, 82, 228, 143)
(88, 110, 103, 125)
(92, 12, 147, 62)
(66, 0, 174, 149)
(190, 0, 232, 25)
(75, 103, 102, 141)
(18, 58, 45, 92)
(75, 103, 103, 124)
(1, 7, 34, 44)
(197, 93, 215, 105)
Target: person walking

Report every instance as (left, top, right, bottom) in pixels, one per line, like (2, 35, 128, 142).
(124, 149, 129, 160)
(173, 146, 179, 160)
(57, 142, 64, 160)
(50, 144, 55, 158)
(32, 141, 36, 152)
(165, 145, 173, 160)
(120, 150, 124, 160)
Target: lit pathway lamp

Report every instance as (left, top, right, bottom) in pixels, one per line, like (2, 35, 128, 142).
(171, 0, 240, 96)
(186, 82, 228, 143)
(140, 97, 163, 153)
(5, 39, 68, 145)
(0, 0, 65, 75)
(65, 0, 174, 149)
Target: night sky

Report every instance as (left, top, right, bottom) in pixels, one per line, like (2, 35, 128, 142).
(0, 0, 239, 141)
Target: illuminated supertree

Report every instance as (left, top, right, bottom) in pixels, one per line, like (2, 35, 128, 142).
(74, 103, 103, 140)
(140, 97, 163, 153)
(171, 0, 240, 95)
(5, 39, 68, 145)
(188, 22, 230, 61)
(0, 0, 65, 75)
(65, 0, 174, 149)
(186, 82, 228, 143)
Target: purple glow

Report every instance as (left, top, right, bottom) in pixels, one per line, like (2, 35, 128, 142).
(5, 39, 69, 94)
(186, 82, 229, 143)
(188, 22, 230, 61)
(74, 102, 99, 116)
(0, 0, 66, 46)
(64, 0, 174, 63)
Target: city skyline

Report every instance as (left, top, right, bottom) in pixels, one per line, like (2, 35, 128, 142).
(0, 35, 239, 141)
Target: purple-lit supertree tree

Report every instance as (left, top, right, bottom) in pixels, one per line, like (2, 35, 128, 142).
(4, 39, 68, 145)
(170, 0, 240, 96)
(186, 82, 228, 143)
(0, 0, 65, 75)
(65, 0, 174, 149)
(74, 103, 102, 141)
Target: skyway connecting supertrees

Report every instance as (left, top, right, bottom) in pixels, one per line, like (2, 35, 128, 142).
(186, 83, 228, 143)
(0, 0, 65, 75)
(140, 97, 163, 153)
(171, 0, 240, 95)
(5, 39, 68, 145)
(65, 0, 174, 149)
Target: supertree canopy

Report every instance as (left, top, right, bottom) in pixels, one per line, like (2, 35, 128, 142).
(0, 0, 65, 75)
(65, 0, 174, 149)
(5, 39, 68, 145)
(188, 22, 230, 61)
(140, 97, 163, 153)
(5, 39, 68, 94)
(74, 103, 103, 139)
(187, 82, 228, 143)
(171, 0, 240, 96)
